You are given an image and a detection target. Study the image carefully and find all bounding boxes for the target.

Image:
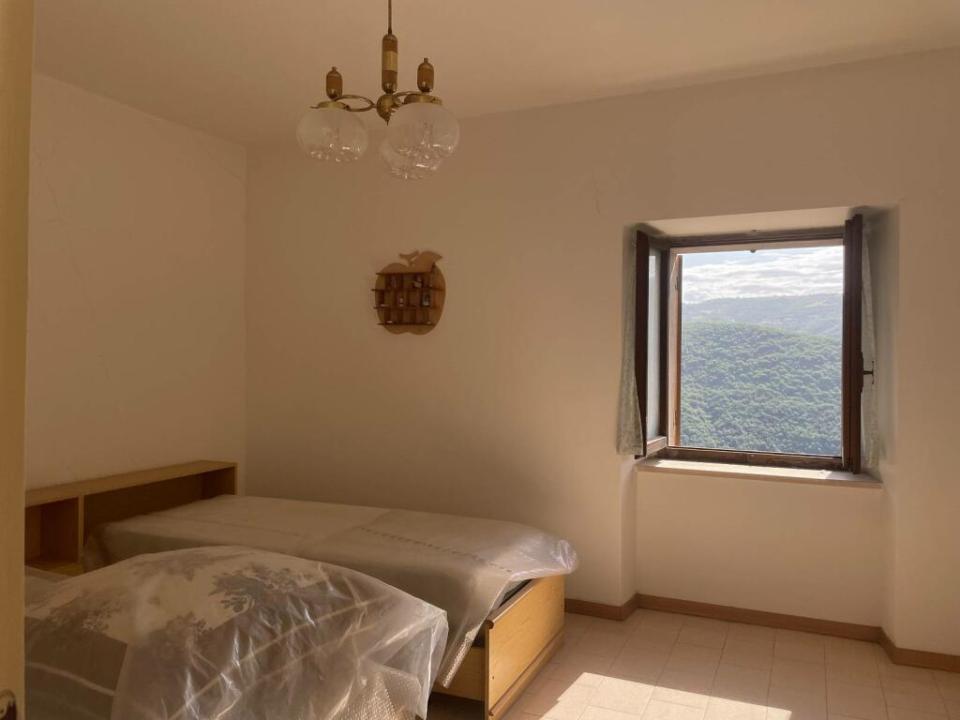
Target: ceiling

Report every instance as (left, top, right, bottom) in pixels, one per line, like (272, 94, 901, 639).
(35, 1, 960, 145)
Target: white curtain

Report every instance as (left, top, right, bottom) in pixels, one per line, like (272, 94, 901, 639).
(617, 235, 645, 455)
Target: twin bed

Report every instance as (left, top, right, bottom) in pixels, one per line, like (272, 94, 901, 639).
(24, 461, 577, 720)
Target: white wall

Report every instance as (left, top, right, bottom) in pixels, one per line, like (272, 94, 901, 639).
(247, 48, 960, 654)
(636, 473, 886, 626)
(26, 75, 246, 488)
(868, 208, 901, 638)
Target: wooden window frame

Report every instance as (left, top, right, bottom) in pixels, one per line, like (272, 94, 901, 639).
(635, 218, 864, 473)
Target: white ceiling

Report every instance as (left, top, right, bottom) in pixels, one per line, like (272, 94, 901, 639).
(35, 0, 960, 145)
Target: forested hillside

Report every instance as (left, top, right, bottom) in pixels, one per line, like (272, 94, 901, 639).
(680, 320, 842, 456)
(684, 293, 841, 337)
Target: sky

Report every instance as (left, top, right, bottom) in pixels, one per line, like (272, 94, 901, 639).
(681, 245, 844, 304)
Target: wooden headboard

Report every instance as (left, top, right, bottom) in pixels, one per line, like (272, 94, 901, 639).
(25, 460, 237, 575)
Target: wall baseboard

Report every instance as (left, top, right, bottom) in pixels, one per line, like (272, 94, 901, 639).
(880, 629, 960, 674)
(565, 596, 637, 621)
(565, 592, 960, 672)
(635, 594, 880, 642)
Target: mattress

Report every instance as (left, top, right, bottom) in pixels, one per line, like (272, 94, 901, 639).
(85, 495, 578, 685)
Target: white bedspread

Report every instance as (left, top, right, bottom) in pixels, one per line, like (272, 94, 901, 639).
(85, 495, 578, 685)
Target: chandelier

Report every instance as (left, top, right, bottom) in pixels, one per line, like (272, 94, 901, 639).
(296, 0, 460, 180)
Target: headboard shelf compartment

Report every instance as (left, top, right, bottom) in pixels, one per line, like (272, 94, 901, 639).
(25, 460, 237, 575)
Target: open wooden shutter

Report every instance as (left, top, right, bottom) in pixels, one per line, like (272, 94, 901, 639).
(635, 231, 671, 457)
(842, 214, 864, 473)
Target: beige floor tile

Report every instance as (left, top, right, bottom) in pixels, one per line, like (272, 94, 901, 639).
(591, 677, 656, 715)
(610, 651, 670, 684)
(767, 684, 828, 720)
(640, 612, 688, 631)
(886, 709, 949, 720)
(548, 651, 616, 687)
(666, 644, 723, 675)
(712, 664, 771, 704)
(883, 678, 946, 698)
(565, 613, 596, 635)
(642, 700, 707, 720)
(582, 706, 646, 720)
(705, 698, 768, 720)
(881, 678, 946, 715)
(884, 691, 946, 715)
(776, 639, 827, 665)
(771, 658, 827, 692)
(827, 658, 881, 687)
(504, 712, 547, 720)
(683, 617, 732, 633)
(589, 618, 634, 636)
(728, 624, 777, 646)
(654, 670, 716, 709)
(777, 631, 828, 646)
(827, 680, 888, 720)
(519, 679, 597, 720)
(723, 640, 775, 671)
(624, 611, 648, 630)
(934, 673, 960, 702)
(679, 626, 728, 650)
(578, 631, 630, 658)
(878, 661, 936, 686)
(630, 625, 682, 650)
(494, 615, 953, 720)
(827, 639, 881, 663)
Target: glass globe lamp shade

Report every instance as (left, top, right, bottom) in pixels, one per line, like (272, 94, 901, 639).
(379, 139, 442, 180)
(296, 106, 369, 162)
(386, 101, 459, 162)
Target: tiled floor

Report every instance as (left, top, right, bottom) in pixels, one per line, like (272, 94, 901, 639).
(429, 610, 960, 720)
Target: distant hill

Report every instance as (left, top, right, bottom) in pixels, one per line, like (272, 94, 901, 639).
(683, 293, 841, 338)
(681, 320, 841, 456)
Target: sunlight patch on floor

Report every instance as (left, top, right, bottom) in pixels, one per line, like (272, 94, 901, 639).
(428, 609, 960, 720)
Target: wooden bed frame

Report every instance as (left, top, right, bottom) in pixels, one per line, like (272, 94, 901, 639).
(24, 460, 565, 720)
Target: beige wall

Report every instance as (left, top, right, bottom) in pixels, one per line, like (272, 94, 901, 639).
(0, 0, 32, 703)
(247, 48, 960, 654)
(868, 208, 901, 638)
(636, 474, 886, 625)
(26, 74, 246, 488)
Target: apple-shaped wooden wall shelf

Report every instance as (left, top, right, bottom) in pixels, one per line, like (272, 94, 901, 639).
(372, 251, 445, 335)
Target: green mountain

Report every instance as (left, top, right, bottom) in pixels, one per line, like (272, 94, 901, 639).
(680, 320, 841, 456)
(684, 293, 841, 337)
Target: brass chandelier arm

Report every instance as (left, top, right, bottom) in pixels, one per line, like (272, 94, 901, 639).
(311, 94, 377, 112)
(393, 90, 442, 105)
(311, 4, 442, 123)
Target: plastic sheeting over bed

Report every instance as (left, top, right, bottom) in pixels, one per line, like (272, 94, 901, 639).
(27, 546, 447, 720)
(85, 495, 579, 685)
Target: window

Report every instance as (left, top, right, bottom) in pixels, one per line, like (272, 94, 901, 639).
(635, 216, 864, 472)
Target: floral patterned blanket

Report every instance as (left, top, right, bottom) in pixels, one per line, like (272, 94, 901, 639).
(26, 546, 448, 720)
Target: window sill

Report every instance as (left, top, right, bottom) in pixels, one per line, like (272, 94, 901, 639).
(636, 457, 881, 489)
